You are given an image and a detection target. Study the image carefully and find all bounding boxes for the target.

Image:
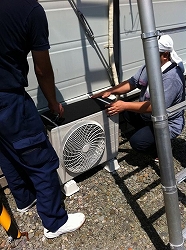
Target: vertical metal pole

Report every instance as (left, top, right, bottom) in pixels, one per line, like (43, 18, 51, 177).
(136, 1, 184, 249)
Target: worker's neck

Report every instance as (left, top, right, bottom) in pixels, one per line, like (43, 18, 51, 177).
(161, 59, 170, 67)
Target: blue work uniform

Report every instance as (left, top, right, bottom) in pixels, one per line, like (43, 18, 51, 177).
(0, 0, 67, 232)
(124, 62, 185, 151)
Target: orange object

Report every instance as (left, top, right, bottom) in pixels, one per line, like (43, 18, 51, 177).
(0, 202, 28, 241)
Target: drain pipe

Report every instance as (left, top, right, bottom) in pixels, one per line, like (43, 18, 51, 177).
(137, 1, 184, 249)
(108, 0, 119, 99)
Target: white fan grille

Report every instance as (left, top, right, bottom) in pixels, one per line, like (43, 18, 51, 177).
(60, 121, 105, 173)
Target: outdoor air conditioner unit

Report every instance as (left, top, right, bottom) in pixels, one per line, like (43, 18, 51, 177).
(42, 98, 119, 195)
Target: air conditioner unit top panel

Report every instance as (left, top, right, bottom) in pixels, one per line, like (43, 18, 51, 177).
(41, 97, 109, 130)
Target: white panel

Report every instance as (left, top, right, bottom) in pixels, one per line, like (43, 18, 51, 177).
(48, 111, 119, 184)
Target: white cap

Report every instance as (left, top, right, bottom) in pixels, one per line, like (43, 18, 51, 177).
(158, 35, 184, 72)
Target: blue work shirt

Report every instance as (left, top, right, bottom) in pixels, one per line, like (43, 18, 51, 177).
(0, 0, 50, 90)
(128, 63, 185, 138)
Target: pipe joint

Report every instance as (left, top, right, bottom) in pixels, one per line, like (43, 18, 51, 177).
(141, 30, 160, 39)
(151, 114, 168, 122)
(162, 185, 177, 194)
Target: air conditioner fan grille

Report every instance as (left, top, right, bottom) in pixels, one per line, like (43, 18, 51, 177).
(61, 122, 105, 173)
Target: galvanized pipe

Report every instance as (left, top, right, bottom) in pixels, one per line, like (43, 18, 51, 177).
(137, 0, 184, 249)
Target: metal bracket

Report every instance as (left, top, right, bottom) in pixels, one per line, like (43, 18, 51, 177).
(151, 114, 168, 122)
(141, 30, 160, 39)
(162, 185, 177, 194)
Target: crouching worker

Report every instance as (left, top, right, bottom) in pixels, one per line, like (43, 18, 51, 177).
(92, 35, 185, 155)
(0, 0, 85, 238)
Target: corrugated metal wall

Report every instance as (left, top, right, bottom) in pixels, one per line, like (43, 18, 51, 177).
(1, 0, 186, 190)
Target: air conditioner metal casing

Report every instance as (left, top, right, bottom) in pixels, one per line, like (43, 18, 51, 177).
(45, 98, 119, 184)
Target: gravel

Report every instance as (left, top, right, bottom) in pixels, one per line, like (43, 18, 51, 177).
(1, 115, 186, 250)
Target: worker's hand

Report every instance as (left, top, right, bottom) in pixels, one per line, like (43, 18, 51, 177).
(48, 101, 64, 118)
(91, 90, 112, 99)
(106, 100, 126, 116)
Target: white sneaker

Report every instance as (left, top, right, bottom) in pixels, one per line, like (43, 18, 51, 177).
(44, 213, 85, 239)
(17, 199, 37, 213)
(154, 158, 159, 163)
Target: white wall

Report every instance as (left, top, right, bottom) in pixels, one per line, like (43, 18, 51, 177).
(27, 0, 111, 110)
(27, 0, 186, 111)
(119, 0, 186, 82)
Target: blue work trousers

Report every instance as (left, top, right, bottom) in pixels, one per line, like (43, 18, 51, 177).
(123, 111, 155, 152)
(0, 90, 67, 232)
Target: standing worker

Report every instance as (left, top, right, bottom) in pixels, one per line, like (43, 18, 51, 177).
(0, 0, 85, 239)
(92, 35, 185, 155)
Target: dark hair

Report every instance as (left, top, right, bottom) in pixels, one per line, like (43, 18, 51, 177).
(160, 51, 171, 60)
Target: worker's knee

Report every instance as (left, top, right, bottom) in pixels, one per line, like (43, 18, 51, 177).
(129, 136, 145, 151)
(129, 134, 154, 152)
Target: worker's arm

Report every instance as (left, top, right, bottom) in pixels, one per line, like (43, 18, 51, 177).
(106, 100, 152, 116)
(31, 50, 64, 117)
(91, 80, 135, 99)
